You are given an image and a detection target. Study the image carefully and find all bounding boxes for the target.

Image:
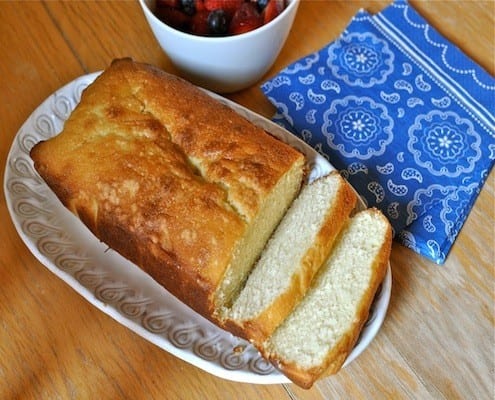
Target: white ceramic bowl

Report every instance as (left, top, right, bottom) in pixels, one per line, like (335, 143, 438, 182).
(139, 0, 300, 93)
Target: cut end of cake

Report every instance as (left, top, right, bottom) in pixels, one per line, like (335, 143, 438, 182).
(223, 171, 357, 344)
(213, 156, 306, 312)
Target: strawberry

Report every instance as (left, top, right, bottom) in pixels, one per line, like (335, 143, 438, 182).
(155, 6, 191, 31)
(262, 0, 284, 24)
(189, 10, 211, 35)
(156, 0, 181, 9)
(228, 2, 262, 35)
(204, 0, 243, 16)
(194, 0, 206, 12)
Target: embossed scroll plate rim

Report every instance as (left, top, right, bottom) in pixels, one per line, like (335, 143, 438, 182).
(4, 72, 391, 384)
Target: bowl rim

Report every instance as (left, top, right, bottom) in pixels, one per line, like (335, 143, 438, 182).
(139, 0, 301, 43)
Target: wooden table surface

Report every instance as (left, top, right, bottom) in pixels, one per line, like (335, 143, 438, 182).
(1, 1, 493, 399)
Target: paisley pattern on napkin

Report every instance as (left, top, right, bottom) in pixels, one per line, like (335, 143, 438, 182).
(262, 0, 495, 264)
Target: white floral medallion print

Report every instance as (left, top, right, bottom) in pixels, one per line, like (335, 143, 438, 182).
(322, 96, 394, 159)
(327, 32, 394, 87)
(408, 110, 482, 177)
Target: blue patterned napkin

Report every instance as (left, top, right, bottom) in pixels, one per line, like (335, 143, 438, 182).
(261, 0, 495, 264)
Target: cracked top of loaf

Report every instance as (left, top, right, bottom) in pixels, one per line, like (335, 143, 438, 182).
(30, 58, 305, 318)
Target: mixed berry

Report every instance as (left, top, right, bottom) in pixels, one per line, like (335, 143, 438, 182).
(154, 0, 287, 36)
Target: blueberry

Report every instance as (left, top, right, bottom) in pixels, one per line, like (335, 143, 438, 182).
(207, 9, 228, 35)
(180, 0, 196, 16)
(255, 0, 269, 12)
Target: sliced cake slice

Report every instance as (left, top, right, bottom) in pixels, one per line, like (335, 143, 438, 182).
(261, 208, 392, 389)
(223, 171, 357, 345)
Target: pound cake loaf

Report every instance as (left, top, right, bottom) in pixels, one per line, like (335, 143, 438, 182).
(224, 171, 357, 345)
(30, 58, 305, 320)
(261, 208, 392, 389)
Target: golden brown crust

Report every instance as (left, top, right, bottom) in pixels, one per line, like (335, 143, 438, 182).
(264, 209, 392, 389)
(30, 58, 304, 320)
(224, 174, 358, 346)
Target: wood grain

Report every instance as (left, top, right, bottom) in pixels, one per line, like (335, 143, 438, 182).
(0, 1, 493, 399)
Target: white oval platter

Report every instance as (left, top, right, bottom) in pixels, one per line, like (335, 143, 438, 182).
(4, 72, 391, 384)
